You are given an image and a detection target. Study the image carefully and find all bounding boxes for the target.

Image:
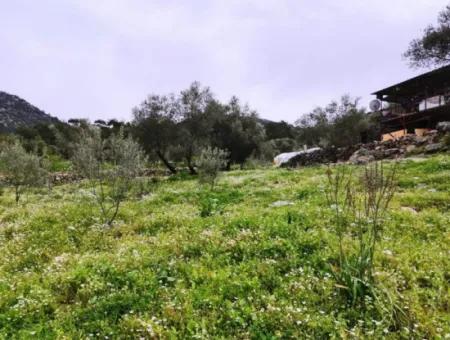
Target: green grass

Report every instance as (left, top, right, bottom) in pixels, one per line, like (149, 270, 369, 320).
(0, 155, 449, 338)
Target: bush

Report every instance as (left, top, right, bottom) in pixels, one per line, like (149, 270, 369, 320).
(197, 147, 229, 189)
(0, 142, 46, 203)
(71, 128, 146, 225)
(325, 162, 398, 306)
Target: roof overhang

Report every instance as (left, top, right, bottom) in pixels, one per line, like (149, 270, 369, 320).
(372, 65, 450, 100)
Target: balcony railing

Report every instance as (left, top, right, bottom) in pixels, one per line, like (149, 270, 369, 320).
(381, 95, 450, 118)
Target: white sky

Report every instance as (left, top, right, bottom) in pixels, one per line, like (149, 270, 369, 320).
(0, 0, 447, 123)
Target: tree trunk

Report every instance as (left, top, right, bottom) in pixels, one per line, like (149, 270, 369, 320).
(15, 186, 20, 204)
(156, 150, 177, 174)
(186, 156, 197, 175)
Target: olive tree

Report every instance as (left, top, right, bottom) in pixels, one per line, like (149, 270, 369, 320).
(0, 142, 46, 203)
(72, 128, 146, 226)
(197, 146, 229, 189)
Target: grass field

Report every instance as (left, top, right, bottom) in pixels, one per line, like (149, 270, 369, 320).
(0, 155, 449, 338)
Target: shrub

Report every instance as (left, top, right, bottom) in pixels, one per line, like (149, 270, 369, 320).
(199, 196, 221, 217)
(325, 162, 397, 306)
(197, 147, 229, 189)
(71, 128, 146, 225)
(443, 132, 450, 147)
(0, 142, 46, 203)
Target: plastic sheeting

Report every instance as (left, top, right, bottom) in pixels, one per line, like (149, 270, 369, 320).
(273, 147, 321, 166)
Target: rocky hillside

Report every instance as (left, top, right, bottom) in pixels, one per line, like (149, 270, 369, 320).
(0, 91, 58, 132)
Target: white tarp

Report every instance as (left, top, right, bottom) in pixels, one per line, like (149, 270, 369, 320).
(273, 147, 321, 166)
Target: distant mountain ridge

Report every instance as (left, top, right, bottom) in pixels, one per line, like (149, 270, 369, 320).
(0, 91, 58, 132)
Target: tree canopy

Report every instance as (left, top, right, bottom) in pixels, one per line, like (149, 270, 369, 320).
(404, 5, 450, 68)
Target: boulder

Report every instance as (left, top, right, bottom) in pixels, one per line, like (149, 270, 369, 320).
(270, 200, 294, 207)
(414, 136, 428, 145)
(349, 148, 375, 164)
(383, 148, 401, 158)
(436, 121, 450, 133)
(350, 155, 375, 165)
(400, 206, 418, 214)
(425, 143, 444, 153)
(423, 129, 438, 136)
(405, 145, 417, 153)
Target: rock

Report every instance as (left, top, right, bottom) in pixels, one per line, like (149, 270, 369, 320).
(405, 145, 416, 153)
(383, 148, 401, 158)
(382, 249, 394, 256)
(423, 129, 438, 136)
(424, 143, 443, 153)
(400, 206, 418, 214)
(349, 148, 375, 164)
(350, 155, 375, 165)
(270, 200, 294, 207)
(436, 121, 450, 133)
(414, 136, 428, 145)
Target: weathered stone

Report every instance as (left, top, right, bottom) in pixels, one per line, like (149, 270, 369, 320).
(400, 206, 418, 214)
(349, 154, 375, 165)
(348, 148, 375, 164)
(425, 143, 444, 153)
(423, 129, 438, 136)
(383, 148, 401, 158)
(405, 145, 416, 153)
(436, 121, 450, 133)
(270, 200, 294, 207)
(414, 136, 428, 145)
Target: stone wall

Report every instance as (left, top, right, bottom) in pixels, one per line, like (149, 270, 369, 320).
(282, 121, 450, 167)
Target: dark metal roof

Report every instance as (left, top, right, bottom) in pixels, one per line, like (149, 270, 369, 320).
(372, 64, 450, 98)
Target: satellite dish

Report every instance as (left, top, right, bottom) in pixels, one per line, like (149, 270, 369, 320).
(369, 99, 382, 112)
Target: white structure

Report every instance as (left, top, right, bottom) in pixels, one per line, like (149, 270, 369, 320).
(273, 147, 321, 166)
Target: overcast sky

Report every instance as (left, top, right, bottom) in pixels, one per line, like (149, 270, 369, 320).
(0, 0, 447, 123)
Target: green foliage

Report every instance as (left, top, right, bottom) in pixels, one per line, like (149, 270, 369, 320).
(132, 83, 266, 172)
(259, 138, 298, 161)
(199, 196, 221, 217)
(404, 5, 450, 68)
(0, 142, 46, 203)
(295, 95, 379, 148)
(443, 132, 450, 147)
(43, 154, 71, 172)
(0, 155, 448, 338)
(325, 162, 397, 306)
(197, 147, 229, 189)
(71, 127, 146, 225)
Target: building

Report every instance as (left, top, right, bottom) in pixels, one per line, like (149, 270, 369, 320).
(372, 65, 450, 141)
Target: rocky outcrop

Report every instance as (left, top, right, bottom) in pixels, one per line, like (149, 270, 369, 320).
(347, 128, 448, 164)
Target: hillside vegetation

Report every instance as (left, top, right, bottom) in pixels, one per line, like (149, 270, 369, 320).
(0, 155, 449, 338)
(0, 91, 57, 132)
